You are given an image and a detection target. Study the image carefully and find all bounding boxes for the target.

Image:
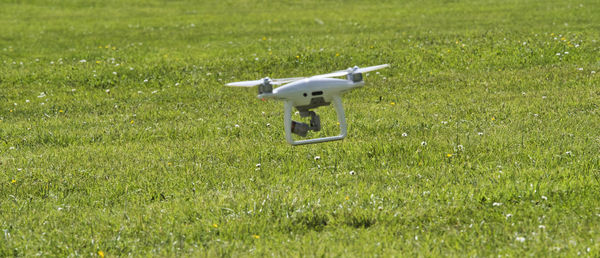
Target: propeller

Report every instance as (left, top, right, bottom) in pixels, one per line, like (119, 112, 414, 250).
(355, 64, 390, 74)
(311, 64, 389, 79)
(226, 77, 305, 87)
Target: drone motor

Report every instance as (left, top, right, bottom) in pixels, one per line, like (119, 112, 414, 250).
(258, 78, 273, 94)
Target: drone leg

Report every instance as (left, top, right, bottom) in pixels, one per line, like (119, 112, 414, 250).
(333, 95, 348, 138)
(283, 100, 295, 145)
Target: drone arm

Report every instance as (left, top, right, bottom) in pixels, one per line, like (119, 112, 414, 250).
(283, 95, 347, 146)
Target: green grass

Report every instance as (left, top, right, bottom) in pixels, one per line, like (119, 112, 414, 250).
(1, 0, 600, 256)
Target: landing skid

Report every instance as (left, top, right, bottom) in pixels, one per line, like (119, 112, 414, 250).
(283, 95, 347, 145)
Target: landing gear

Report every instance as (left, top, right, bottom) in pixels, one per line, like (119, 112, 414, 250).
(283, 96, 347, 145)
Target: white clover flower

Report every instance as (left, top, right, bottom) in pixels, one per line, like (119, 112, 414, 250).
(578, 68, 583, 71)
(492, 202, 502, 207)
(314, 156, 321, 161)
(234, 124, 240, 128)
(541, 195, 547, 200)
(539, 225, 546, 229)
(421, 141, 427, 146)
(457, 145, 464, 151)
(478, 132, 484, 136)
(112, 71, 117, 75)
(506, 214, 512, 218)
(401, 132, 408, 137)
(255, 163, 261, 168)
(349, 170, 355, 175)
(143, 79, 148, 83)
(516, 236, 525, 242)
(79, 59, 87, 63)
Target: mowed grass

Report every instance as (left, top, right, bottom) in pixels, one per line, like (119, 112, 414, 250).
(1, 0, 600, 256)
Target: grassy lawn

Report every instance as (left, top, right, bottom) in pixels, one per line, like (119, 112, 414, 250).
(1, 0, 600, 256)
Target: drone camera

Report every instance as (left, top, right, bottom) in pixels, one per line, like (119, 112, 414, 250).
(291, 121, 309, 137)
(291, 111, 321, 137)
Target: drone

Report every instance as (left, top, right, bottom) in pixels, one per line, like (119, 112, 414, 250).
(226, 64, 390, 145)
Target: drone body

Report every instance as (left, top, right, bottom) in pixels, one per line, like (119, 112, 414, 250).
(226, 64, 389, 145)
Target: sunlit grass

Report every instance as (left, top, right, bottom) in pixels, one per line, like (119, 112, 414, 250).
(1, 0, 599, 256)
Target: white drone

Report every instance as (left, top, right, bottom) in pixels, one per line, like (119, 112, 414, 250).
(226, 64, 390, 145)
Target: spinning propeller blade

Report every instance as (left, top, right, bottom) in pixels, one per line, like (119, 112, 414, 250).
(310, 70, 349, 79)
(355, 64, 390, 73)
(226, 80, 263, 87)
(226, 77, 305, 87)
(310, 64, 390, 79)
(271, 77, 306, 85)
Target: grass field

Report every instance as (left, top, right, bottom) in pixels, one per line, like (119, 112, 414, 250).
(1, 0, 600, 256)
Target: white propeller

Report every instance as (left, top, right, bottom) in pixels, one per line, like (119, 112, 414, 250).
(354, 64, 390, 73)
(309, 70, 348, 79)
(311, 64, 389, 79)
(226, 77, 305, 87)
